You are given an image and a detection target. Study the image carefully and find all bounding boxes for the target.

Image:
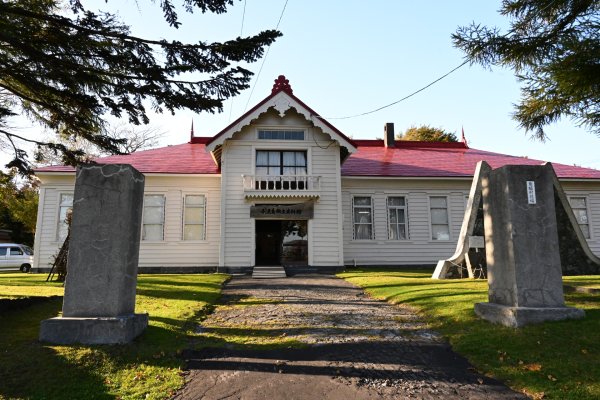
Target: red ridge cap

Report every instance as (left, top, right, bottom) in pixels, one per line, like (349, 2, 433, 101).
(396, 140, 468, 149)
(353, 139, 384, 147)
(353, 139, 468, 149)
(189, 136, 211, 144)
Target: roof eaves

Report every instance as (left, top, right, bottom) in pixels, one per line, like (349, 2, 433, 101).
(206, 91, 278, 148)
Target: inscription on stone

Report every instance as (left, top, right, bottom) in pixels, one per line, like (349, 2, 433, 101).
(468, 236, 485, 249)
(527, 181, 536, 204)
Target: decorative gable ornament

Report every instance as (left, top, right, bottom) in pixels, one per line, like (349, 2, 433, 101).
(205, 75, 357, 155)
(271, 75, 293, 95)
(272, 95, 292, 118)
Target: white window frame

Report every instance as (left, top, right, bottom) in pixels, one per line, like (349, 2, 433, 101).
(182, 194, 207, 241)
(251, 145, 312, 176)
(254, 150, 308, 176)
(429, 195, 451, 241)
(352, 195, 374, 240)
(387, 196, 409, 240)
(142, 194, 166, 241)
(56, 192, 74, 241)
(256, 128, 306, 141)
(569, 196, 591, 239)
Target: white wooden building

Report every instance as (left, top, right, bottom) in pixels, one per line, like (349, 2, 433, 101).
(33, 76, 600, 274)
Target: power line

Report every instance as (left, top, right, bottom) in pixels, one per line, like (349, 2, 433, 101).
(240, 0, 247, 36)
(316, 60, 469, 120)
(228, 0, 248, 122)
(274, 0, 288, 29)
(243, 0, 289, 112)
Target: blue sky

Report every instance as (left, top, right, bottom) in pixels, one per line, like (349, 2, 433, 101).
(5, 1, 600, 169)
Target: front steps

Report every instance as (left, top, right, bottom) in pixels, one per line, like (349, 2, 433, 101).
(252, 265, 287, 279)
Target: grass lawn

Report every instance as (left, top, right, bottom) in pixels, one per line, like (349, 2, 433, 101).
(339, 268, 600, 400)
(0, 273, 228, 400)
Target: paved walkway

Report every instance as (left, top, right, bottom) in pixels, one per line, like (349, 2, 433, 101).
(174, 276, 526, 399)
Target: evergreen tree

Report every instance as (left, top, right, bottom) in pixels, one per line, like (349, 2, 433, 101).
(0, 0, 281, 174)
(0, 170, 38, 245)
(453, 0, 600, 140)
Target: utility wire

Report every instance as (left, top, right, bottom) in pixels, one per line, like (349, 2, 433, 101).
(316, 60, 469, 120)
(243, 0, 289, 112)
(240, 0, 247, 36)
(228, 0, 248, 122)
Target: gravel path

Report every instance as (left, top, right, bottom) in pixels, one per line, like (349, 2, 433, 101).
(174, 275, 526, 400)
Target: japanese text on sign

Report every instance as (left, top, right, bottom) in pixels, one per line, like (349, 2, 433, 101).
(527, 181, 536, 204)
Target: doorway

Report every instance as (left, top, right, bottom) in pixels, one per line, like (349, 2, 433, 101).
(255, 220, 281, 265)
(255, 220, 308, 266)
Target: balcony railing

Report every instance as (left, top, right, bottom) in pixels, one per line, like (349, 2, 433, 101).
(242, 175, 321, 191)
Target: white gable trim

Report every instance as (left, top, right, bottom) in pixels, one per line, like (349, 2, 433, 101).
(206, 91, 357, 153)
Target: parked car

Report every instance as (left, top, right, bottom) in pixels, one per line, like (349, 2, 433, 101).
(0, 243, 34, 273)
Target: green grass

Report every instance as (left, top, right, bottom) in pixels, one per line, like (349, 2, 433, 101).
(0, 272, 64, 299)
(339, 268, 600, 400)
(0, 273, 228, 400)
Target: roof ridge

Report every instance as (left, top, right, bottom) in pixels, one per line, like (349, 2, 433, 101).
(353, 139, 468, 149)
(190, 136, 212, 144)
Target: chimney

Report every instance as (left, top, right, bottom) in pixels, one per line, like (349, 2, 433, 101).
(384, 123, 395, 148)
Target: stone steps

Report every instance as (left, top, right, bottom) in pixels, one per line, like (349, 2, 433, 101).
(252, 266, 287, 279)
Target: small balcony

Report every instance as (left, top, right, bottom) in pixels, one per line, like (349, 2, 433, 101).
(242, 175, 321, 198)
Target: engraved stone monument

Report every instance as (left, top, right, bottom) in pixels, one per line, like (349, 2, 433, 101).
(39, 164, 148, 344)
(474, 164, 585, 327)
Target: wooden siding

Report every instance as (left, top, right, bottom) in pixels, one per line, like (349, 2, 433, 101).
(33, 174, 221, 270)
(562, 181, 600, 255)
(341, 178, 471, 265)
(342, 178, 600, 266)
(221, 108, 344, 267)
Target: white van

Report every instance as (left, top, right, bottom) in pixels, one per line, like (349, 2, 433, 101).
(0, 244, 34, 273)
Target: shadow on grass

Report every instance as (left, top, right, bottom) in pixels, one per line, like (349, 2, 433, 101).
(0, 300, 216, 400)
(0, 298, 113, 400)
(0, 274, 229, 400)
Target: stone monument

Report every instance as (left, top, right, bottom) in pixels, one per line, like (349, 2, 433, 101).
(39, 164, 148, 344)
(433, 161, 600, 280)
(474, 164, 585, 327)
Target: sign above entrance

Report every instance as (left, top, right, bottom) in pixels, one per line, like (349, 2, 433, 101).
(250, 202, 314, 220)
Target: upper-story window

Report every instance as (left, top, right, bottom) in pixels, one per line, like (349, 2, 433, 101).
(256, 151, 307, 176)
(569, 197, 590, 238)
(258, 129, 305, 140)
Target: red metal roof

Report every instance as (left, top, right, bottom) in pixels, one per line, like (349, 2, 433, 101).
(35, 142, 219, 175)
(35, 139, 600, 180)
(341, 140, 600, 179)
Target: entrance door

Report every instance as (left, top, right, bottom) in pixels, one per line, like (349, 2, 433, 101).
(255, 220, 308, 266)
(255, 220, 282, 265)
